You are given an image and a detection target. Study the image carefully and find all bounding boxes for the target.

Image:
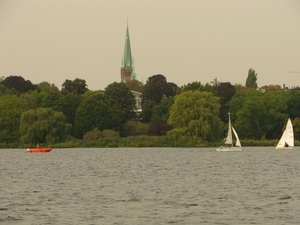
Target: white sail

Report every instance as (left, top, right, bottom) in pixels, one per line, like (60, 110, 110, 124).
(232, 127, 241, 147)
(216, 113, 241, 151)
(224, 114, 233, 145)
(276, 118, 294, 150)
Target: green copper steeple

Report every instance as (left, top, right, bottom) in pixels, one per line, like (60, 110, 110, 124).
(121, 21, 136, 83)
(122, 22, 133, 68)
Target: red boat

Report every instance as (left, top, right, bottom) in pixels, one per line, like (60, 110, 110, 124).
(27, 147, 52, 153)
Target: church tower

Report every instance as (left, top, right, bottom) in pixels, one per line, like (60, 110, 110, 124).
(121, 22, 136, 83)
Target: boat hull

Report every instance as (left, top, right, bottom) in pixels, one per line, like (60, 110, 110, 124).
(27, 148, 52, 153)
(275, 146, 294, 150)
(216, 147, 241, 152)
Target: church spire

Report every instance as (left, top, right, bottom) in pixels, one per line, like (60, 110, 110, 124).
(123, 21, 133, 68)
(121, 20, 135, 83)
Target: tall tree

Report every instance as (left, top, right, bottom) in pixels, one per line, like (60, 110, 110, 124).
(233, 91, 288, 140)
(141, 74, 177, 122)
(61, 78, 88, 95)
(213, 82, 236, 123)
(245, 68, 258, 88)
(104, 82, 136, 123)
(74, 91, 120, 138)
(168, 91, 223, 142)
(1, 75, 38, 93)
(20, 108, 71, 144)
(142, 74, 177, 104)
(179, 81, 214, 94)
(0, 95, 29, 143)
(58, 93, 83, 135)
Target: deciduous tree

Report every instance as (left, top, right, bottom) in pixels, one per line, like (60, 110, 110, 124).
(104, 82, 136, 123)
(245, 68, 258, 88)
(0, 95, 29, 143)
(168, 91, 223, 142)
(20, 108, 71, 144)
(61, 78, 88, 95)
(74, 91, 120, 138)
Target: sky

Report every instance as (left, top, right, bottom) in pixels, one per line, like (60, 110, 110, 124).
(1, 0, 300, 91)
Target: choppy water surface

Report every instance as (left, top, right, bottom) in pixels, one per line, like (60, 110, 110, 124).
(1, 147, 300, 225)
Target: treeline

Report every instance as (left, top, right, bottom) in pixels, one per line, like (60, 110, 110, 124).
(0, 71, 299, 148)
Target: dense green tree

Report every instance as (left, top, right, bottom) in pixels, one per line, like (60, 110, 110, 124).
(58, 93, 83, 135)
(151, 97, 174, 122)
(74, 91, 120, 138)
(120, 120, 150, 137)
(140, 99, 156, 123)
(286, 90, 300, 120)
(19, 93, 37, 109)
(61, 78, 88, 95)
(0, 83, 12, 96)
(142, 74, 177, 104)
(245, 68, 258, 88)
(147, 119, 173, 136)
(168, 91, 223, 142)
(292, 117, 300, 141)
(0, 95, 29, 143)
(20, 108, 71, 144)
(29, 86, 61, 111)
(1, 75, 38, 93)
(125, 79, 143, 92)
(233, 91, 288, 140)
(258, 84, 282, 93)
(179, 81, 214, 94)
(104, 82, 136, 123)
(141, 74, 177, 122)
(213, 82, 236, 123)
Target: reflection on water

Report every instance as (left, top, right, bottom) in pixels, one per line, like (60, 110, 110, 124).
(1, 147, 300, 224)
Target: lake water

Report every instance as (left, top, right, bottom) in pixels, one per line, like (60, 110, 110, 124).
(1, 147, 300, 225)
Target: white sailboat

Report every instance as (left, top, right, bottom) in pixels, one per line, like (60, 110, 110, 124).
(216, 113, 241, 152)
(276, 118, 294, 150)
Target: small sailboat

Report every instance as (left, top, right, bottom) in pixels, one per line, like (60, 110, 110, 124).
(276, 118, 294, 150)
(216, 113, 241, 152)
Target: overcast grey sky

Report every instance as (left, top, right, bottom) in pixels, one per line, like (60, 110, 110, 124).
(1, 0, 299, 90)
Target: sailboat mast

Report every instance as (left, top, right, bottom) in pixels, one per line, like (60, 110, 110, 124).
(225, 113, 233, 145)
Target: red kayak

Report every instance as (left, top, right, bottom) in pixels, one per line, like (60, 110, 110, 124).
(27, 147, 52, 153)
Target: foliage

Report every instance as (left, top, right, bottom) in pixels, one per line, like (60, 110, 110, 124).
(0, 83, 12, 96)
(125, 79, 143, 92)
(151, 97, 174, 122)
(142, 74, 177, 104)
(140, 100, 156, 122)
(1, 75, 38, 94)
(292, 117, 300, 141)
(83, 128, 119, 140)
(104, 82, 136, 123)
(213, 82, 236, 123)
(286, 90, 300, 119)
(120, 120, 150, 137)
(58, 93, 83, 135)
(168, 90, 223, 142)
(19, 108, 71, 144)
(0, 95, 29, 143)
(61, 78, 88, 95)
(179, 81, 214, 94)
(29, 87, 61, 111)
(147, 119, 173, 136)
(73, 91, 120, 139)
(19, 93, 37, 109)
(245, 68, 258, 88)
(233, 90, 288, 140)
(258, 84, 282, 93)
